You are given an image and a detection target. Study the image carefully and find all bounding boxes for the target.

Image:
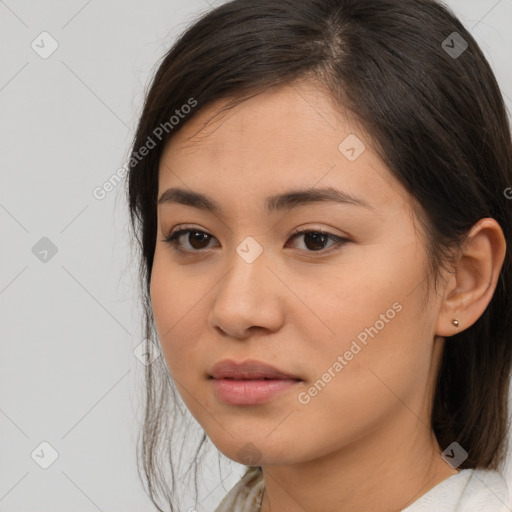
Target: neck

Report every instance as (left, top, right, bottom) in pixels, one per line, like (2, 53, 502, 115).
(259, 413, 458, 512)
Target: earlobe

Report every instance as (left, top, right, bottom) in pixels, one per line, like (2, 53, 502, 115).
(435, 218, 506, 337)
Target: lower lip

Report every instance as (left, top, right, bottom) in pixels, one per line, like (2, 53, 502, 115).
(210, 378, 301, 405)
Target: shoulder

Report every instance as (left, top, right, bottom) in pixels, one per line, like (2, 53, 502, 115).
(402, 468, 510, 512)
(213, 466, 265, 512)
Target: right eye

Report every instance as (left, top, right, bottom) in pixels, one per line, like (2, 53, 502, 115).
(163, 226, 220, 253)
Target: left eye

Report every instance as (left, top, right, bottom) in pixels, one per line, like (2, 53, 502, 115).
(163, 227, 348, 254)
(287, 229, 347, 252)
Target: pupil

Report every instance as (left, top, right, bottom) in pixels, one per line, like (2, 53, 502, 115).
(305, 232, 327, 251)
(186, 232, 328, 251)
(190, 232, 210, 249)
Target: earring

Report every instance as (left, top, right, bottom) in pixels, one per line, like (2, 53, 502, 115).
(452, 319, 460, 327)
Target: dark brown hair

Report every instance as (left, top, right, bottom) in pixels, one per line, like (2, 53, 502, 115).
(127, 0, 512, 510)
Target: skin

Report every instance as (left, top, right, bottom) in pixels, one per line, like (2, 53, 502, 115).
(150, 80, 506, 512)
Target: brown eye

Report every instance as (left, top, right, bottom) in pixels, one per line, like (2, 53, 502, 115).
(287, 230, 348, 252)
(187, 231, 212, 250)
(164, 228, 218, 252)
(302, 232, 329, 251)
(163, 226, 348, 255)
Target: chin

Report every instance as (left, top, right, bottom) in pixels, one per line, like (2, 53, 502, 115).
(208, 431, 303, 467)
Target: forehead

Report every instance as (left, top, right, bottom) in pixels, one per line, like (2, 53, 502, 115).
(163, 81, 346, 158)
(158, 82, 413, 214)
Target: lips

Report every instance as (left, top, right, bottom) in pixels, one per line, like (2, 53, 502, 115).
(208, 359, 302, 405)
(209, 359, 302, 381)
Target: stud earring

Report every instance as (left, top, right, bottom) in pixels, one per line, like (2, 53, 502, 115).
(452, 319, 460, 327)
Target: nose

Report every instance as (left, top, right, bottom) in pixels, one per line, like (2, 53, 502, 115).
(208, 242, 286, 339)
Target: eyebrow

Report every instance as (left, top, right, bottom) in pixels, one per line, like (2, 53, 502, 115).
(157, 186, 372, 215)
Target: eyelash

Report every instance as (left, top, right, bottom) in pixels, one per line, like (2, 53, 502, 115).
(162, 224, 349, 255)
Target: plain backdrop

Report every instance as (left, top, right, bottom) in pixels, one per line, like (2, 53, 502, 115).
(1, 0, 511, 511)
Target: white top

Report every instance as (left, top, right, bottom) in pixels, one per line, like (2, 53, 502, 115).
(214, 466, 510, 512)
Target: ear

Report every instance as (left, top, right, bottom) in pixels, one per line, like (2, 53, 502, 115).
(435, 218, 506, 337)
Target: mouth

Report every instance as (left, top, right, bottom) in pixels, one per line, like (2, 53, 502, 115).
(207, 359, 302, 404)
(208, 358, 302, 381)
(209, 376, 301, 381)
(209, 377, 301, 405)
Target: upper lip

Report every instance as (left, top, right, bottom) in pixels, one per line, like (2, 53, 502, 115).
(209, 359, 301, 380)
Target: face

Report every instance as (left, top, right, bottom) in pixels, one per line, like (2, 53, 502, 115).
(150, 81, 446, 467)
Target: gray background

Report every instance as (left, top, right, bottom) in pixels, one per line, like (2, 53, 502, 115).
(1, 1, 511, 510)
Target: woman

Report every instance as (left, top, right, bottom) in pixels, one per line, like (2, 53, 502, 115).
(127, 0, 512, 510)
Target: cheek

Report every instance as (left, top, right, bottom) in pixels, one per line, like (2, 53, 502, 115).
(301, 240, 433, 393)
(149, 254, 204, 376)
(150, 249, 198, 332)
(286, 284, 433, 457)
(149, 255, 173, 339)
(310, 241, 425, 341)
